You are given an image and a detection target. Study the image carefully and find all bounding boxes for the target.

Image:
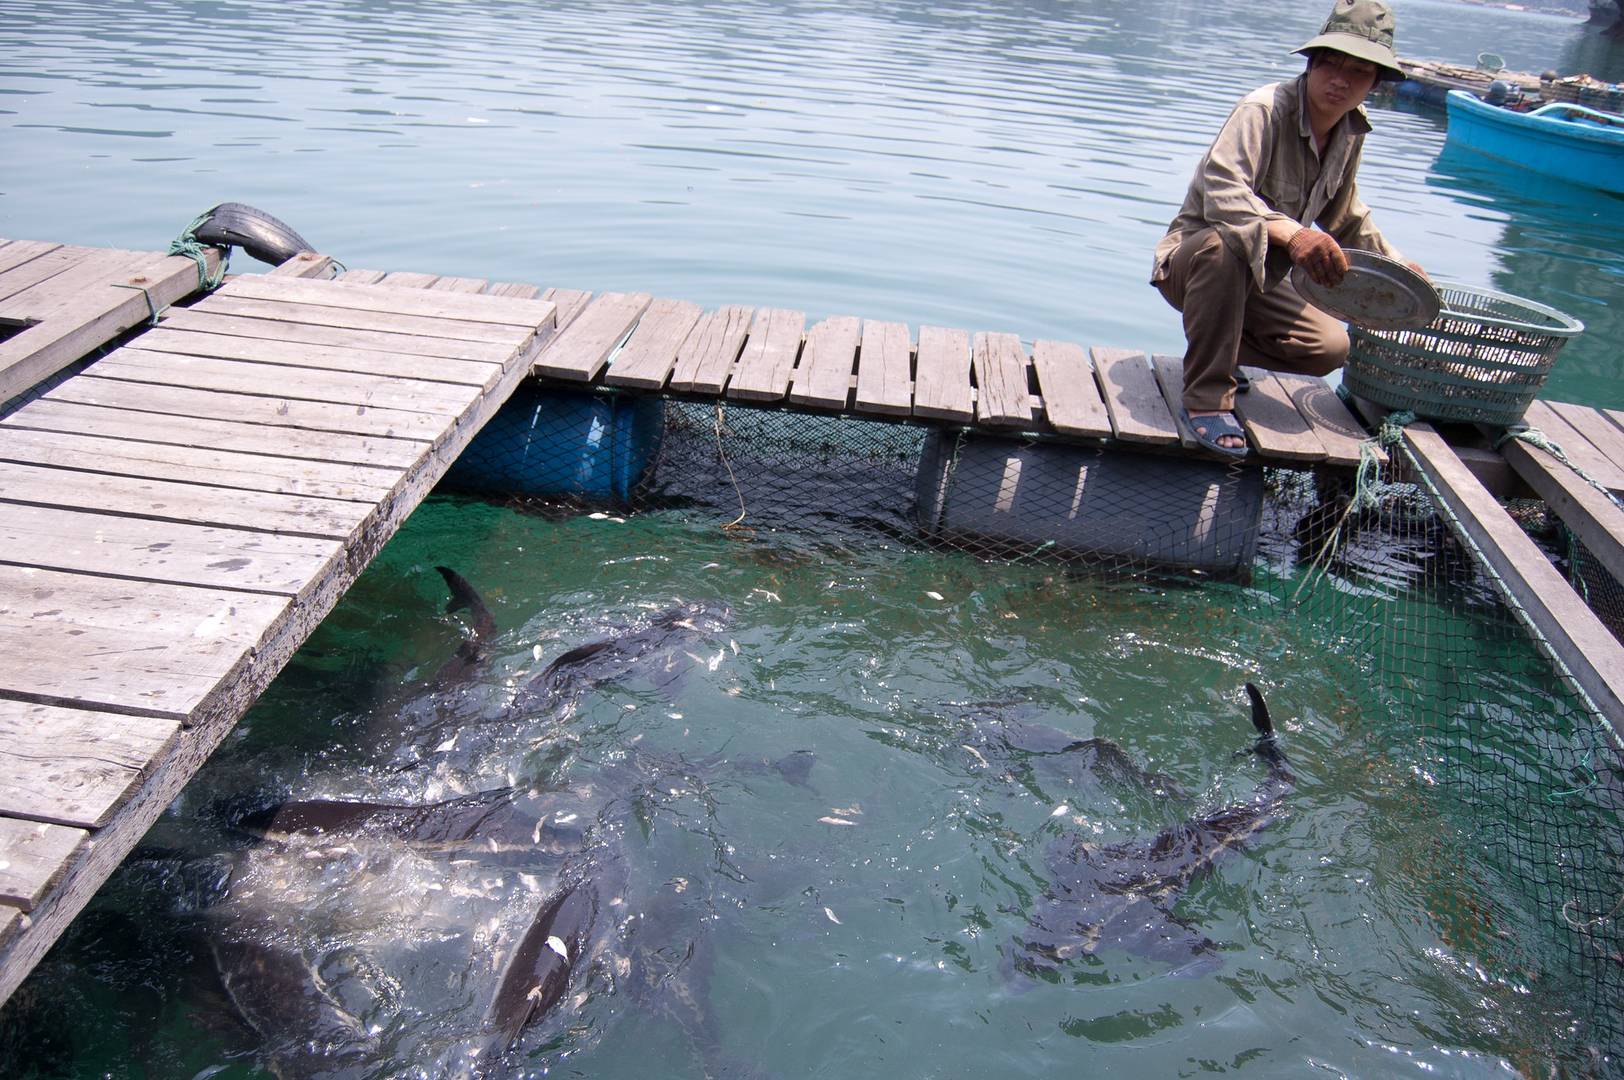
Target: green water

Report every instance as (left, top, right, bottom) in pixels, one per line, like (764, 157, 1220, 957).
(3, 496, 1593, 1077)
(4, 0, 1623, 1074)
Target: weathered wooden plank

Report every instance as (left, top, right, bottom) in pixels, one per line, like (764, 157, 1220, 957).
(380, 271, 440, 289)
(1548, 401, 1624, 494)
(541, 288, 592, 330)
(668, 306, 753, 395)
(193, 293, 529, 346)
(1232, 365, 1327, 462)
(267, 253, 335, 279)
(788, 316, 861, 410)
(854, 320, 913, 418)
(338, 268, 388, 284)
(484, 281, 541, 300)
(0, 248, 159, 322)
(1526, 400, 1624, 494)
(88, 348, 477, 419)
(1275, 371, 1382, 468)
(0, 700, 179, 829)
(1496, 420, 1624, 590)
(1149, 353, 1202, 451)
(0, 246, 106, 305)
(429, 276, 488, 294)
(972, 332, 1034, 428)
(219, 276, 554, 328)
(1350, 396, 1624, 737)
(0, 241, 60, 277)
(604, 298, 703, 390)
(0, 250, 222, 406)
(0, 905, 18, 949)
(0, 460, 371, 539)
(0, 398, 423, 470)
(727, 308, 806, 402)
(913, 326, 973, 423)
(534, 292, 652, 382)
(156, 307, 515, 364)
(121, 328, 502, 388)
(45, 376, 447, 442)
(0, 564, 288, 720)
(1093, 347, 1178, 445)
(0, 426, 395, 501)
(0, 502, 342, 595)
(0, 820, 86, 911)
(1031, 340, 1111, 438)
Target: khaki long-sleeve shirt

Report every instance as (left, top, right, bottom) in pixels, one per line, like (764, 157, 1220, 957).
(1152, 75, 1403, 293)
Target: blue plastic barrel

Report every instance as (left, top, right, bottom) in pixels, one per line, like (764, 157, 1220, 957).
(441, 384, 664, 503)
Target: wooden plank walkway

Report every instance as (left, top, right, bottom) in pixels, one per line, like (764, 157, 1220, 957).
(0, 263, 555, 1004)
(518, 291, 1379, 468)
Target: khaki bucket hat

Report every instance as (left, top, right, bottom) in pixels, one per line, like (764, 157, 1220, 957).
(1295, 0, 1405, 81)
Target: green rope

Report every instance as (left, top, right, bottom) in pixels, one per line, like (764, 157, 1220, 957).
(1547, 749, 1598, 802)
(1291, 410, 1416, 603)
(109, 281, 163, 325)
(1496, 424, 1624, 511)
(167, 210, 228, 291)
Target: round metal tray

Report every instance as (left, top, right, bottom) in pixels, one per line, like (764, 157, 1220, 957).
(1291, 249, 1440, 331)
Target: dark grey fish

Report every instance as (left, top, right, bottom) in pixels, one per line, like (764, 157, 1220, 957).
(235, 786, 591, 866)
(210, 938, 377, 1080)
(1006, 684, 1293, 980)
(517, 599, 733, 712)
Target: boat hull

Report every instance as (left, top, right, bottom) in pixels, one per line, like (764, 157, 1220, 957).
(1444, 90, 1624, 196)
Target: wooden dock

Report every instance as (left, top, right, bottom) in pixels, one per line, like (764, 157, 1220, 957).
(4, 237, 1624, 1004)
(0, 242, 557, 1004)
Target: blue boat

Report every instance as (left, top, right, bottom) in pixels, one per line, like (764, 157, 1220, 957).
(1444, 89, 1624, 196)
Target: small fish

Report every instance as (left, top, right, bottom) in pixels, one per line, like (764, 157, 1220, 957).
(818, 816, 858, 827)
(824, 907, 842, 925)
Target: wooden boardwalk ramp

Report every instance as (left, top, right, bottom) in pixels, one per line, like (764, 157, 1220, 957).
(0, 264, 555, 1004)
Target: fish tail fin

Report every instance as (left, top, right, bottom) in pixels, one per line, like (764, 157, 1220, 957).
(436, 565, 496, 643)
(1244, 683, 1292, 778)
(1244, 682, 1273, 739)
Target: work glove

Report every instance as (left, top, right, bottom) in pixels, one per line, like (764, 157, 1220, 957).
(1288, 228, 1349, 288)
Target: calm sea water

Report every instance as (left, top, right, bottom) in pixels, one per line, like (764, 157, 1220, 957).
(2, 1, 1621, 1077)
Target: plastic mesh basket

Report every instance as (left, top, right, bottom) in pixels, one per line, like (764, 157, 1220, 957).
(1343, 283, 1583, 426)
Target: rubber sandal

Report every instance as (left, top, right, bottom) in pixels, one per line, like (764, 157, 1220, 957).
(1182, 408, 1249, 459)
(1235, 371, 1251, 393)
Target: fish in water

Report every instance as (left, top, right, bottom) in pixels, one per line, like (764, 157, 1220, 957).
(1005, 683, 1294, 980)
(208, 569, 796, 1079)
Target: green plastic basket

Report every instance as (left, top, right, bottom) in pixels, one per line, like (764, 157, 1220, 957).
(1343, 282, 1584, 426)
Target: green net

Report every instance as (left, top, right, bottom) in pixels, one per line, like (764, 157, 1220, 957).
(443, 382, 1624, 1064)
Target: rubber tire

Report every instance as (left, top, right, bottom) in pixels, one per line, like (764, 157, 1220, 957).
(193, 202, 314, 267)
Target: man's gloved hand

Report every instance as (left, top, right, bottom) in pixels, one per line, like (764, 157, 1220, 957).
(1288, 228, 1349, 288)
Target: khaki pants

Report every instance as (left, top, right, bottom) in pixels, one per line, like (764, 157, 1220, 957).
(1154, 227, 1349, 412)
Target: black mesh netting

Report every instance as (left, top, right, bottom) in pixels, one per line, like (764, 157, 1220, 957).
(442, 383, 1624, 1063)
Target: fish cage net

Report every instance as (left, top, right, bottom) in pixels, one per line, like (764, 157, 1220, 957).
(444, 383, 1624, 1065)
